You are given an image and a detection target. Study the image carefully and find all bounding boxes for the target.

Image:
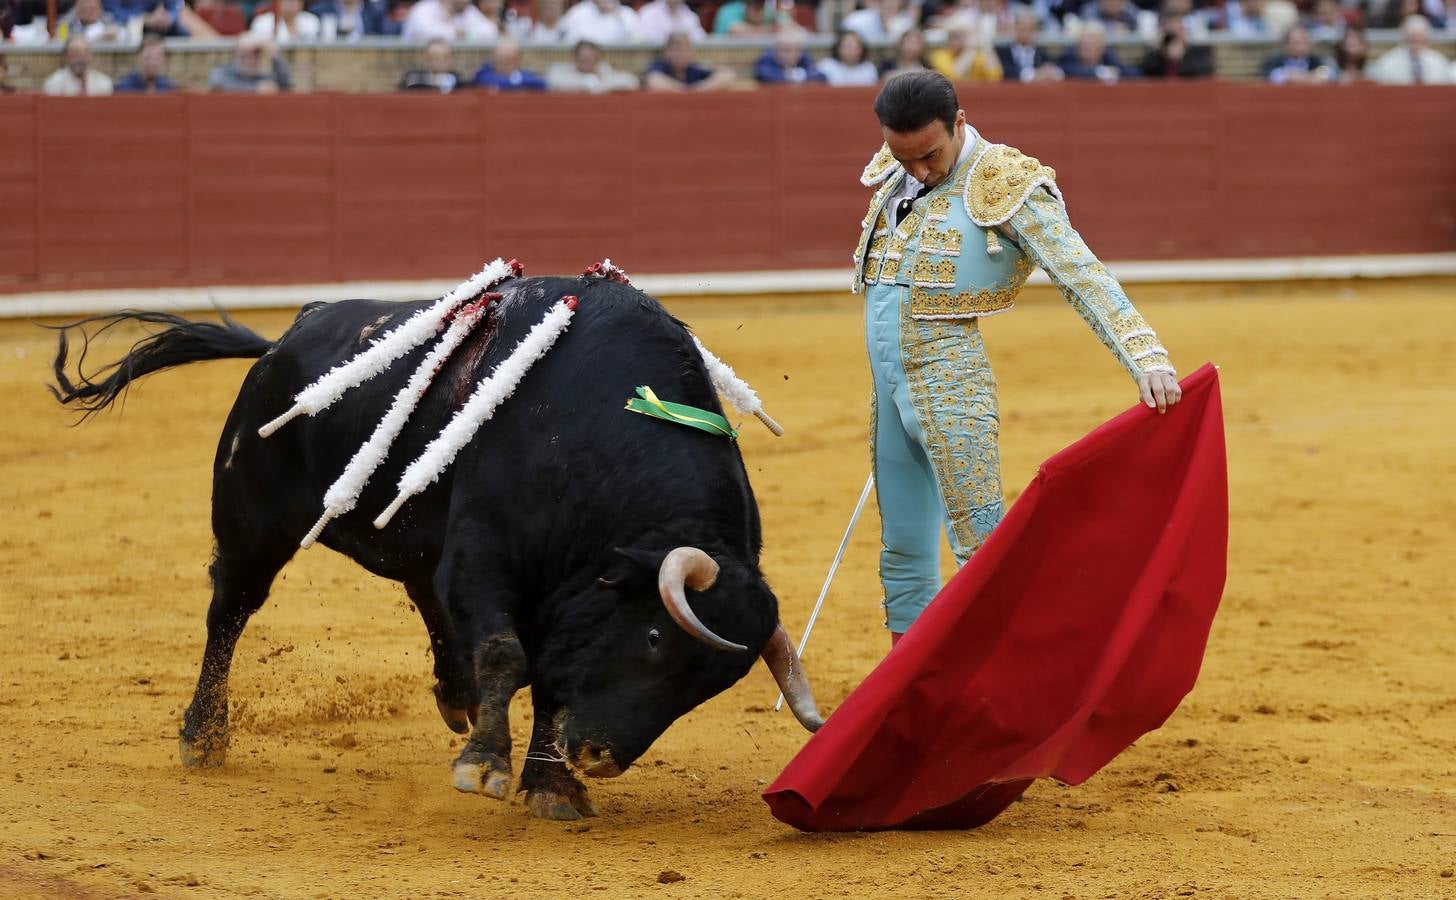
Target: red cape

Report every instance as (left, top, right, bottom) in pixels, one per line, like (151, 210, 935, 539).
(763, 364, 1227, 831)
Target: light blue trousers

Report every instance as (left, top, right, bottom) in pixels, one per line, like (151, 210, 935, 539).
(865, 283, 1005, 633)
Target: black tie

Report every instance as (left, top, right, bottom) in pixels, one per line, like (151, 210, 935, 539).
(896, 185, 931, 226)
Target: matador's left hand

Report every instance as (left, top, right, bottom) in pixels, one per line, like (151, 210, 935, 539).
(1138, 371, 1182, 415)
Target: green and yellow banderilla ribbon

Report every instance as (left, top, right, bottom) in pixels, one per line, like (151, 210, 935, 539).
(624, 386, 738, 440)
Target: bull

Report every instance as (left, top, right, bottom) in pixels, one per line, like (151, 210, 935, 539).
(49, 271, 823, 820)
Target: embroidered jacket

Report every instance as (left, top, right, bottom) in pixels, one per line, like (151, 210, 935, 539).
(853, 131, 1175, 378)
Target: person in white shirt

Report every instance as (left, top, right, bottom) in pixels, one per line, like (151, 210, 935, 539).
(1368, 15, 1452, 83)
(546, 38, 640, 90)
(560, 0, 641, 44)
(56, 0, 125, 45)
(636, 0, 705, 43)
(251, 0, 323, 43)
(42, 36, 115, 96)
(842, 0, 916, 42)
(818, 28, 880, 85)
(522, 0, 571, 40)
(402, 0, 499, 43)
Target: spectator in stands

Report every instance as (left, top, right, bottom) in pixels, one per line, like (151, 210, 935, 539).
(1368, 14, 1452, 81)
(400, 38, 467, 91)
(547, 38, 639, 90)
(979, 0, 1022, 36)
(105, 0, 219, 39)
(476, 0, 524, 35)
(1159, 0, 1209, 38)
(1059, 21, 1134, 80)
(879, 26, 931, 77)
(637, 0, 704, 42)
(402, 0, 498, 43)
(818, 28, 881, 85)
(43, 36, 115, 95)
(843, 0, 917, 42)
(1219, 0, 1273, 35)
(209, 33, 293, 91)
(1078, 0, 1139, 33)
(1139, 8, 1213, 76)
(1262, 23, 1332, 81)
(473, 36, 547, 89)
(523, 0, 570, 40)
(58, 0, 125, 43)
(560, 0, 641, 43)
(755, 27, 828, 83)
(310, 0, 397, 39)
(1306, 0, 1351, 40)
(1333, 25, 1368, 81)
(644, 30, 736, 89)
(1374, 0, 1443, 29)
(929, 13, 1002, 82)
(714, 0, 787, 36)
(251, 0, 323, 43)
(114, 33, 178, 90)
(997, 9, 1062, 81)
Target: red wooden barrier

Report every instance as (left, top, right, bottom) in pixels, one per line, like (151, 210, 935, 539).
(2, 83, 1453, 293)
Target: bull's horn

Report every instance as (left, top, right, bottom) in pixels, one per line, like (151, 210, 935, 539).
(762, 624, 824, 733)
(658, 548, 746, 653)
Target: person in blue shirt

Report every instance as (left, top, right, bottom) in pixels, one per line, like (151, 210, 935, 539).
(473, 37, 548, 91)
(644, 31, 736, 90)
(754, 29, 827, 84)
(114, 34, 179, 92)
(307, 0, 399, 39)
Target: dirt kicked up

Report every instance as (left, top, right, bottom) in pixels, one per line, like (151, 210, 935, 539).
(1, 278, 1452, 898)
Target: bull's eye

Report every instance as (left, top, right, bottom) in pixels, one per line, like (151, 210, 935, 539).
(647, 628, 661, 650)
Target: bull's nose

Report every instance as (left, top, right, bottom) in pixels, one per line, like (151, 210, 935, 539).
(575, 743, 622, 778)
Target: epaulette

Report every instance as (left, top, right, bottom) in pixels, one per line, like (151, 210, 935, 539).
(860, 143, 902, 187)
(963, 144, 1060, 227)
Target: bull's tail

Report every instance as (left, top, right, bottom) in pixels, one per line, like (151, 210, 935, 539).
(48, 310, 273, 420)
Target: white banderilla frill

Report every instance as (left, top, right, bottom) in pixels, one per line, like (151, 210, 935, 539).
(298, 296, 496, 549)
(692, 336, 783, 436)
(373, 295, 579, 530)
(257, 257, 519, 439)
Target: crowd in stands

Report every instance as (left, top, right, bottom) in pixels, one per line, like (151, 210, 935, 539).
(3, 0, 1455, 93)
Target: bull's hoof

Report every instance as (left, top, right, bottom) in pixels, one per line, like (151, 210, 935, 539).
(525, 786, 597, 821)
(179, 732, 227, 769)
(452, 759, 512, 799)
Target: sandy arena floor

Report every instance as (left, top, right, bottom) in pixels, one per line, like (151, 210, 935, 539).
(1, 278, 1453, 898)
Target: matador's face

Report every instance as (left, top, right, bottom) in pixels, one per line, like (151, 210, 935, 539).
(883, 109, 967, 190)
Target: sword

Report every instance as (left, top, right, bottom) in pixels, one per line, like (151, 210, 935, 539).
(775, 472, 875, 713)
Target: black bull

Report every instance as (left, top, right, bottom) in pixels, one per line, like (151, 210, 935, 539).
(50, 274, 823, 820)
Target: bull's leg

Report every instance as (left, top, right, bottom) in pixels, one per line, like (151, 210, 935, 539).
(450, 630, 528, 800)
(179, 540, 292, 768)
(403, 582, 478, 735)
(519, 696, 596, 820)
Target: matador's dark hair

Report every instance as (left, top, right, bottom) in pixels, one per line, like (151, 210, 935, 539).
(873, 71, 959, 135)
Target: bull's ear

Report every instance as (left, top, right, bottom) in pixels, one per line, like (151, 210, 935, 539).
(597, 547, 666, 590)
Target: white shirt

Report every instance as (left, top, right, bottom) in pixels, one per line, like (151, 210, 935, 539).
(841, 7, 915, 42)
(560, 0, 641, 43)
(636, 0, 705, 42)
(817, 58, 879, 86)
(401, 0, 499, 42)
(42, 67, 115, 96)
(1368, 44, 1453, 84)
(887, 124, 979, 226)
(250, 10, 323, 43)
